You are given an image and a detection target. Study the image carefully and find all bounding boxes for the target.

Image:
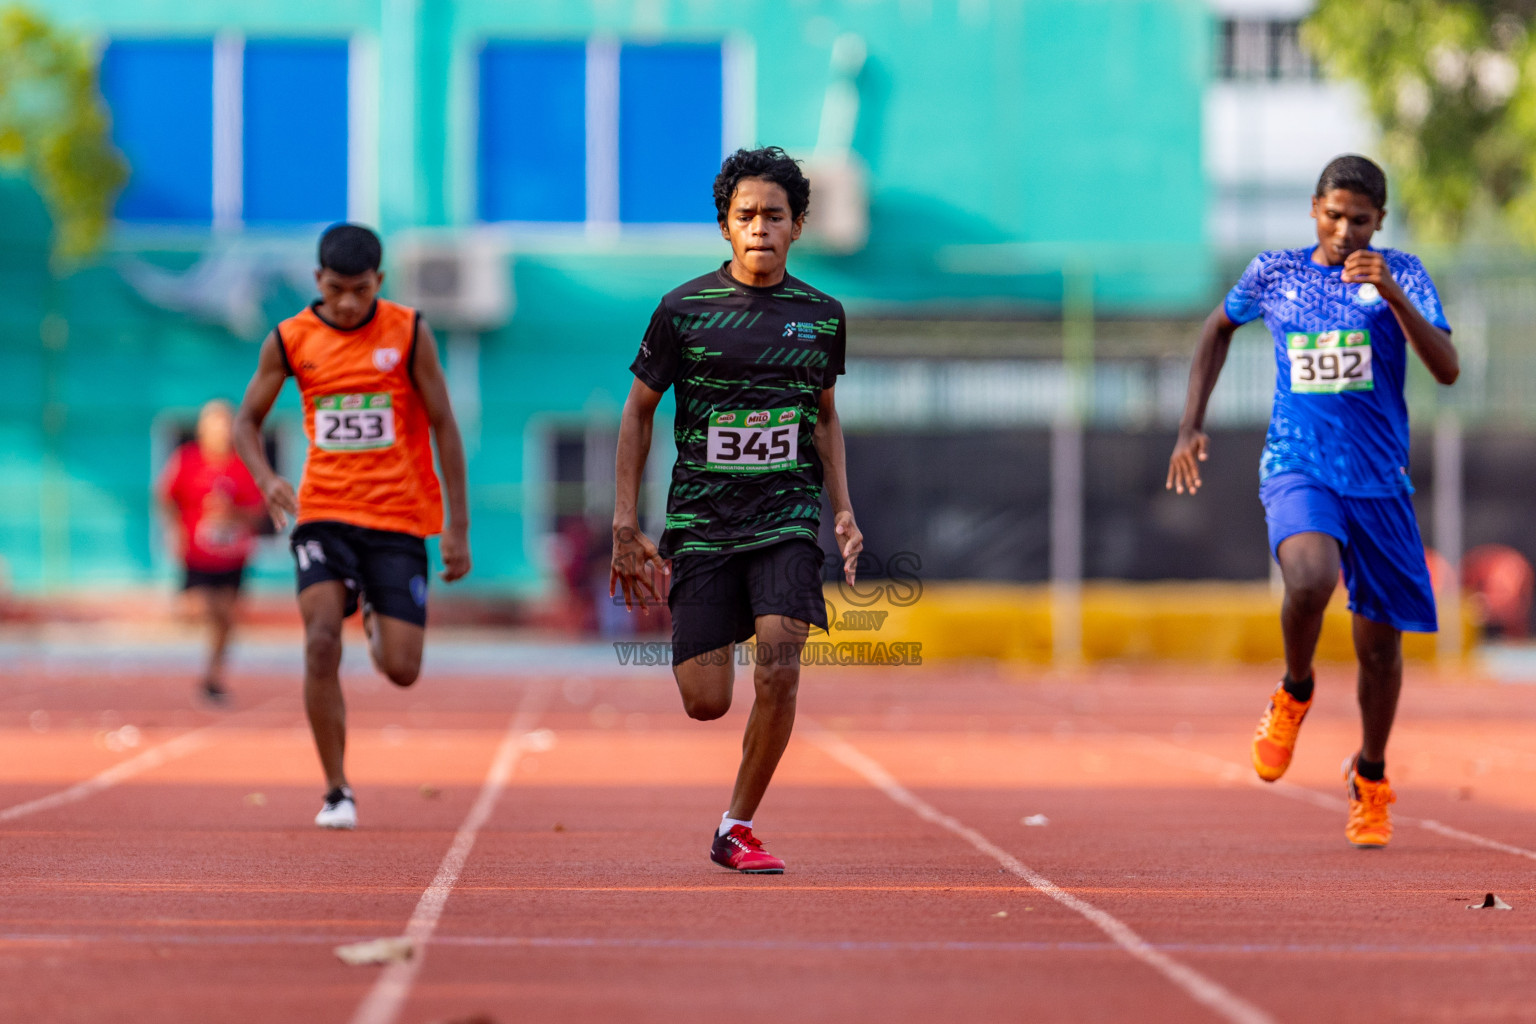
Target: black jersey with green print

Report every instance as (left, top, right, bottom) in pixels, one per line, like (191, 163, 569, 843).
(630, 262, 847, 557)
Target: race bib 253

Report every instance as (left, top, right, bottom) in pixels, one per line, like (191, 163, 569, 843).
(314, 393, 396, 451)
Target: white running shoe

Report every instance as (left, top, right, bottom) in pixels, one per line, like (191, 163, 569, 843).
(315, 787, 357, 830)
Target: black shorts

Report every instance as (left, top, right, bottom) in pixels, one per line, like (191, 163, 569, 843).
(183, 565, 245, 591)
(667, 539, 830, 666)
(290, 521, 430, 627)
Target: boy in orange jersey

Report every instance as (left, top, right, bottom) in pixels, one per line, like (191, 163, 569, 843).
(234, 224, 471, 830)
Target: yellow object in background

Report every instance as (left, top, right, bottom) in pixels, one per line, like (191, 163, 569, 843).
(820, 582, 1476, 665)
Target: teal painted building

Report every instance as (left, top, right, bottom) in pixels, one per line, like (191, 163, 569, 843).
(1, 0, 1212, 594)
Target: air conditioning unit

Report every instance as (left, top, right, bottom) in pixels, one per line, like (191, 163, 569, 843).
(797, 33, 870, 255)
(390, 232, 514, 332)
(800, 153, 869, 255)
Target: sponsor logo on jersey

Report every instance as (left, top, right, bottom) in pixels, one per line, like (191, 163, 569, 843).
(782, 321, 818, 341)
(777, 409, 797, 423)
(1355, 283, 1382, 305)
(717, 413, 737, 425)
(373, 347, 402, 372)
(745, 411, 771, 427)
(342, 394, 364, 409)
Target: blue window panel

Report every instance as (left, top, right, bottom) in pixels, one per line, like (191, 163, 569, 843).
(243, 40, 349, 224)
(100, 40, 213, 222)
(619, 44, 722, 224)
(479, 42, 587, 222)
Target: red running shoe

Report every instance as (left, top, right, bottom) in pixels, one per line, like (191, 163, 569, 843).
(709, 824, 785, 874)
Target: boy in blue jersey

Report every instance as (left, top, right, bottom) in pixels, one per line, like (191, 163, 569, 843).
(1167, 155, 1459, 848)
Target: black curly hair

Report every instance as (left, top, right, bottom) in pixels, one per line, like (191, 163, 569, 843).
(713, 147, 811, 224)
(318, 223, 383, 275)
(1315, 155, 1387, 210)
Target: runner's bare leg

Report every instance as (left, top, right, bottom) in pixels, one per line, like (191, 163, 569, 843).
(299, 582, 350, 791)
(1353, 614, 1403, 763)
(202, 585, 238, 686)
(727, 614, 809, 821)
(364, 608, 424, 687)
(674, 645, 736, 721)
(1276, 531, 1341, 683)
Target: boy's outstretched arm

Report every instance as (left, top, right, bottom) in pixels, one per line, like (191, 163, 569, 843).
(1167, 306, 1240, 496)
(411, 319, 472, 582)
(610, 378, 666, 611)
(234, 331, 298, 528)
(814, 385, 862, 584)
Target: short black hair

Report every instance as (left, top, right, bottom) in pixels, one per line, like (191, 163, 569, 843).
(318, 223, 383, 275)
(713, 147, 811, 224)
(1315, 155, 1387, 210)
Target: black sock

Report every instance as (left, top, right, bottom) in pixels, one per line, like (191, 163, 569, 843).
(1354, 756, 1385, 782)
(1282, 673, 1314, 703)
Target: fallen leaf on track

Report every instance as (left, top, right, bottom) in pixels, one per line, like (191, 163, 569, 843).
(1468, 893, 1513, 910)
(1021, 814, 1049, 827)
(419, 785, 440, 799)
(523, 728, 557, 753)
(244, 793, 266, 807)
(992, 910, 1008, 918)
(335, 937, 415, 965)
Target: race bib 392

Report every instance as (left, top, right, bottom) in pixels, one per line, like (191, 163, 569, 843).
(706, 407, 800, 472)
(1287, 330, 1373, 394)
(314, 393, 396, 451)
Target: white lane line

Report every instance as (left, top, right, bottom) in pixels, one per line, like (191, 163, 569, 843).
(1129, 737, 1344, 812)
(0, 698, 285, 825)
(15, 931, 1536, 956)
(810, 730, 1276, 1024)
(348, 685, 548, 1024)
(1130, 734, 1536, 861)
(1406, 819, 1536, 861)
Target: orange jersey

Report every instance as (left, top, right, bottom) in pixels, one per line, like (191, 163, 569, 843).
(278, 299, 443, 537)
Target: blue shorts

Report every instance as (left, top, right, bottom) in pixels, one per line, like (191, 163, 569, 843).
(1260, 472, 1437, 633)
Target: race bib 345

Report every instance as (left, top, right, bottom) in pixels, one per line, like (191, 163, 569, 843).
(706, 407, 800, 472)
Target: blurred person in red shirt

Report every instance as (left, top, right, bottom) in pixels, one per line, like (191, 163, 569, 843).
(1463, 544, 1535, 639)
(159, 400, 265, 704)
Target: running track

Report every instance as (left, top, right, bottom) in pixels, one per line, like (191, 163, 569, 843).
(6, 647, 1536, 1022)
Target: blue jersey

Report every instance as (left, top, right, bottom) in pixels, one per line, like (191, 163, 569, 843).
(1224, 245, 1451, 497)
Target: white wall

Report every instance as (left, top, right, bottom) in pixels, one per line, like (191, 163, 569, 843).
(1203, 0, 1383, 253)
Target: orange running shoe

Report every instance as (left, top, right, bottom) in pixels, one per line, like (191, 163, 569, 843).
(1343, 757, 1395, 848)
(1251, 682, 1311, 782)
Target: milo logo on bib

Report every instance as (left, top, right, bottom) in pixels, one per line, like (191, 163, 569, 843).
(1287, 329, 1373, 394)
(706, 406, 800, 473)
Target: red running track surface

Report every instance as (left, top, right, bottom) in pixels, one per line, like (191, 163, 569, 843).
(5, 659, 1536, 1023)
